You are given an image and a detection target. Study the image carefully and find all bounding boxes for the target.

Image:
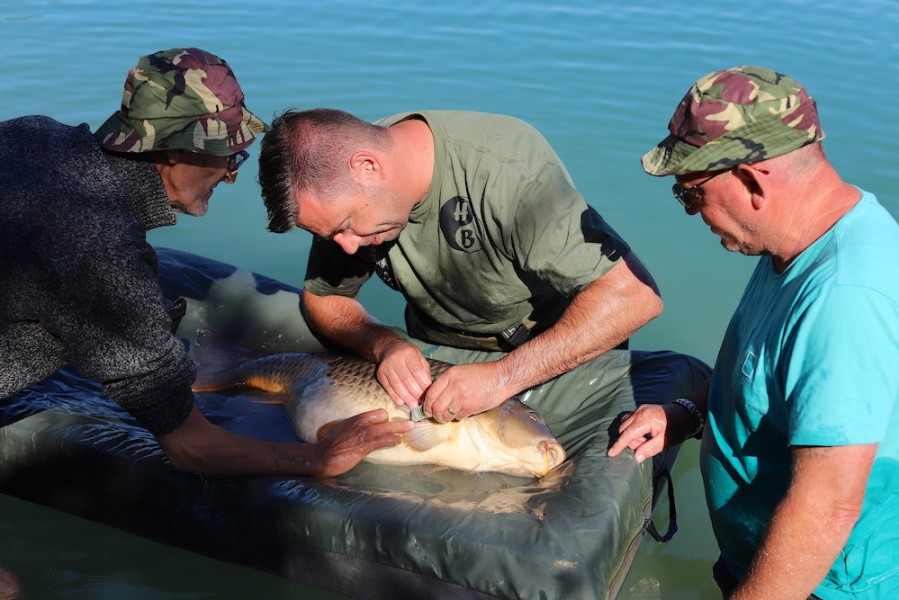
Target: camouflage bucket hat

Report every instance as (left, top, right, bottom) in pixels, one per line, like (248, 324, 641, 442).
(95, 47, 270, 157)
(642, 65, 824, 176)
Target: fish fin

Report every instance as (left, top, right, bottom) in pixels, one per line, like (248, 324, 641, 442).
(403, 420, 455, 452)
(316, 420, 341, 440)
(192, 329, 255, 367)
(248, 396, 284, 405)
(191, 369, 242, 392)
(190, 329, 252, 392)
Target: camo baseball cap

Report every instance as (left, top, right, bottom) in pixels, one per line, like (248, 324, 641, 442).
(642, 66, 824, 176)
(95, 47, 270, 157)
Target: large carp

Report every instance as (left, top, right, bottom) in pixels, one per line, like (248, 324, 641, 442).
(191, 332, 566, 478)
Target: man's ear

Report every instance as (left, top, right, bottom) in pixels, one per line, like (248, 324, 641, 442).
(165, 149, 182, 164)
(735, 163, 769, 210)
(348, 150, 383, 181)
(148, 149, 181, 172)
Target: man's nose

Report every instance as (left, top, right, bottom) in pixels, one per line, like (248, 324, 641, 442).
(222, 170, 238, 185)
(333, 232, 361, 255)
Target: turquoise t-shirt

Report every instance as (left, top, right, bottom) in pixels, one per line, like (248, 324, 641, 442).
(701, 191, 899, 599)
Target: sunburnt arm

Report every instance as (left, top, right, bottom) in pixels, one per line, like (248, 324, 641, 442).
(731, 443, 876, 599)
(302, 291, 433, 407)
(424, 252, 663, 421)
(304, 252, 662, 422)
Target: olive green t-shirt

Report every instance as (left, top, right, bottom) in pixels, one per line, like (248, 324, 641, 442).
(304, 111, 629, 345)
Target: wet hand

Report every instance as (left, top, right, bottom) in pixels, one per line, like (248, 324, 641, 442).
(423, 362, 507, 423)
(607, 404, 689, 463)
(314, 409, 414, 477)
(375, 340, 433, 409)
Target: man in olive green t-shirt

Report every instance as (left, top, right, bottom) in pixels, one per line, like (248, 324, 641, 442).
(257, 108, 662, 423)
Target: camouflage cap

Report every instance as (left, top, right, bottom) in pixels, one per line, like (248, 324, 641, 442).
(642, 66, 824, 176)
(95, 48, 270, 157)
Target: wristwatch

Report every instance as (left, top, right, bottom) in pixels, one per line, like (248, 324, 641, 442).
(672, 398, 705, 439)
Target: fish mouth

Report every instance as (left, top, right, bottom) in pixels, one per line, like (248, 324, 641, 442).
(532, 440, 567, 477)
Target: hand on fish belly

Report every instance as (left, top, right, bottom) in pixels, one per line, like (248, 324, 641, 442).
(190, 331, 566, 477)
(312, 408, 416, 478)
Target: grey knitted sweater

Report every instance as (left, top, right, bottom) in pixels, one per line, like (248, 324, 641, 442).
(0, 115, 194, 435)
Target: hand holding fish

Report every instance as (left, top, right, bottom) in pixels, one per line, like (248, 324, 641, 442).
(312, 408, 416, 477)
(424, 361, 510, 423)
(375, 339, 433, 409)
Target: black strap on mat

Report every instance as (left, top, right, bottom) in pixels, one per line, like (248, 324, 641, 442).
(646, 464, 678, 543)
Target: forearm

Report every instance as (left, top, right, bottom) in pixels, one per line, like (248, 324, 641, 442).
(303, 290, 405, 364)
(732, 444, 875, 599)
(158, 405, 412, 478)
(157, 406, 328, 476)
(495, 253, 662, 397)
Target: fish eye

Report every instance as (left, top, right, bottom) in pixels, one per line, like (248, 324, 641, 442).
(527, 411, 539, 422)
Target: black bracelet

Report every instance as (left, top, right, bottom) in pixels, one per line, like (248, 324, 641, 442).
(672, 398, 704, 439)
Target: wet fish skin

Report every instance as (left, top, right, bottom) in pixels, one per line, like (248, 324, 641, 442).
(191, 334, 566, 478)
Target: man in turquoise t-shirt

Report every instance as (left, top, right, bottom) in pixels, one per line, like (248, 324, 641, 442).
(256, 108, 663, 423)
(608, 66, 899, 599)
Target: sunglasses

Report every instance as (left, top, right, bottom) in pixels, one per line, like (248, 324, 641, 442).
(227, 150, 250, 173)
(672, 166, 769, 211)
(672, 170, 729, 210)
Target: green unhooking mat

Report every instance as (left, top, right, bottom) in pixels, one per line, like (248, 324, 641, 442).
(0, 248, 710, 600)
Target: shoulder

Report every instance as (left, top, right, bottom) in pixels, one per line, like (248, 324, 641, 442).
(384, 111, 545, 143)
(1, 116, 95, 158)
(831, 191, 899, 297)
(1, 114, 64, 132)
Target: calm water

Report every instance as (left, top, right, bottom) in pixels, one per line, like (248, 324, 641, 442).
(1, 1, 896, 598)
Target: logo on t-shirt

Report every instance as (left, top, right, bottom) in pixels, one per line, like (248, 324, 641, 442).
(439, 196, 482, 252)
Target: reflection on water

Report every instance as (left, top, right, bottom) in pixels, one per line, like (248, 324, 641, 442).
(320, 459, 576, 516)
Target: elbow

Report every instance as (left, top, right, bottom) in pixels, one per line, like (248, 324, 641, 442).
(830, 499, 865, 531)
(622, 251, 663, 323)
(635, 283, 663, 326)
(647, 289, 664, 321)
(639, 265, 664, 321)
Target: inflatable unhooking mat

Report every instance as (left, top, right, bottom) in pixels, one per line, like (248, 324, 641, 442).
(0, 248, 711, 600)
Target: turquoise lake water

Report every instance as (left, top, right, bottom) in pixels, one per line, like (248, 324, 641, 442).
(1, 1, 897, 598)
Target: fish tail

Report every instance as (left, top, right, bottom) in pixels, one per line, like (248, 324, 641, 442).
(190, 328, 253, 392)
(191, 366, 243, 392)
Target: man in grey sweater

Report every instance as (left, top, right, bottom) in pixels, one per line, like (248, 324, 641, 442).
(0, 48, 412, 480)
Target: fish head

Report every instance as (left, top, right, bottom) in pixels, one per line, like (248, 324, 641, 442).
(469, 400, 566, 478)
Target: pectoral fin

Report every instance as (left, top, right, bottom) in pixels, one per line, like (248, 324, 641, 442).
(316, 420, 341, 440)
(403, 421, 456, 452)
